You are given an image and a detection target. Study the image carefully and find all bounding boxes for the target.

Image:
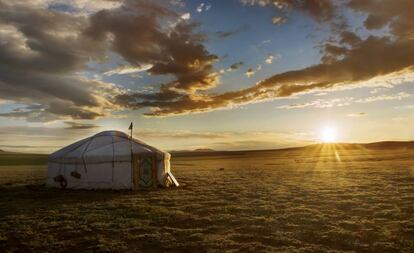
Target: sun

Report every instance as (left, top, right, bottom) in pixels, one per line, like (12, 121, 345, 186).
(320, 126, 337, 143)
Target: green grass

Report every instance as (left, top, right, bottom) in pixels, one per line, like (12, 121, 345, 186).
(0, 154, 48, 166)
(1, 145, 414, 252)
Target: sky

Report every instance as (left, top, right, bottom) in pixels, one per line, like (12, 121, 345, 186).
(0, 0, 413, 153)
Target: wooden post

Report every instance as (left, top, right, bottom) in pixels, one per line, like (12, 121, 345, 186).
(129, 127, 133, 188)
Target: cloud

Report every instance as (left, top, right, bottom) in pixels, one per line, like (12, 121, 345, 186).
(169, 0, 185, 8)
(355, 92, 411, 103)
(0, 124, 314, 152)
(227, 62, 244, 72)
(265, 55, 274, 64)
(370, 87, 390, 94)
(277, 97, 354, 109)
(245, 65, 262, 77)
(0, 99, 110, 122)
(0, 108, 60, 122)
(255, 36, 414, 98)
(196, 3, 211, 13)
(0, 0, 221, 122)
(2, 0, 414, 120)
(240, 0, 337, 24)
(347, 113, 366, 117)
(136, 129, 227, 139)
(117, 0, 414, 117)
(103, 64, 153, 76)
(265, 54, 280, 64)
(180, 12, 191, 20)
(277, 92, 412, 110)
(272, 16, 287, 25)
(245, 68, 255, 78)
(0, 124, 101, 153)
(0, 0, 121, 122)
(64, 121, 100, 130)
(0, 144, 60, 149)
(27, 0, 122, 14)
(253, 39, 271, 51)
(208, 131, 314, 150)
(86, 1, 219, 93)
(137, 128, 314, 150)
(394, 105, 414, 110)
(215, 24, 249, 39)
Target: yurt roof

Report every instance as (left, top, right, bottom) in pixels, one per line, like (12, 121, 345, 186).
(49, 130, 167, 164)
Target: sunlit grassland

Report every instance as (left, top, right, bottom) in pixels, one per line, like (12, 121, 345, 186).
(1, 144, 414, 252)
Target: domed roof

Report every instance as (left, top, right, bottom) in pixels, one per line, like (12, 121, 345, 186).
(49, 130, 167, 164)
(93, 130, 129, 138)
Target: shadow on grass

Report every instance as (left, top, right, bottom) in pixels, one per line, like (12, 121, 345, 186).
(0, 184, 164, 217)
(0, 184, 183, 253)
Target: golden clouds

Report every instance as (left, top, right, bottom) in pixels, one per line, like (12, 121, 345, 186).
(1, 0, 414, 121)
(118, 0, 414, 117)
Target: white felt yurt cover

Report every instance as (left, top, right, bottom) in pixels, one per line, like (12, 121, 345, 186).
(46, 130, 178, 189)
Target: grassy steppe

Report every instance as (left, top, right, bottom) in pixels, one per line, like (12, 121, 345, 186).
(1, 144, 414, 252)
(0, 153, 48, 166)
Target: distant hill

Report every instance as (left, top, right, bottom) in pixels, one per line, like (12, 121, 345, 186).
(1, 141, 413, 162)
(363, 141, 414, 149)
(0, 151, 48, 166)
(305, 141, 414, 150)
(171, 140, 414, 157)
(0, 149, 14, 154)
(193, 148, 216, 152)
(0, 149, 22, 155)
(170, 148, 216, 154)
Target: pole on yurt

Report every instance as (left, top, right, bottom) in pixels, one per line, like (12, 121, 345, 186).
(129, 122, 134, 188)
(129, 122, 133, 139)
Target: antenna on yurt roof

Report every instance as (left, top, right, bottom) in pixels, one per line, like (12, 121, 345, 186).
(128, 122, 133, 139)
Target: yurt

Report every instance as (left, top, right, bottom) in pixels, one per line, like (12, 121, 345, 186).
(46, 130, 179, 189)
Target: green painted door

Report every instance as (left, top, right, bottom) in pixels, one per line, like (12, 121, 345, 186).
(139, 156, 156, 188)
